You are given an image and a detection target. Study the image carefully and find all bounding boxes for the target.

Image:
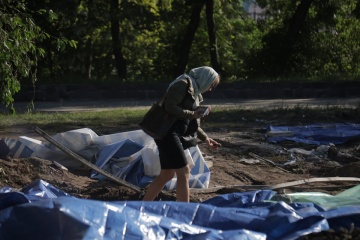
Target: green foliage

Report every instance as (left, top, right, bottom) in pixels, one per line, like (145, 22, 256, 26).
(247, 0, 360, 81)
(0, 1, 41, 110)
(2, 0, 360, 99)
(120, 0, 173, 82)
(0, 0, 77, 112)
(213, 1, 261, 81)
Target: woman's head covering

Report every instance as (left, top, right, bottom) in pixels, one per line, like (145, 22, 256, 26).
(188, 66, 219, 97)
(167, 66, 219, 105)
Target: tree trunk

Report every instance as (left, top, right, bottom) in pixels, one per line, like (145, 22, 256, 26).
(354, 0, 360, 18)
(84, 38, 93, 80)
(285, 0, 314, 45)
(84, 0, 94, 80)
(278, 0, 314, 75)
(110, 0, 127, 81)
(174, 0, 205, 78)
(205, 0, 222, 74)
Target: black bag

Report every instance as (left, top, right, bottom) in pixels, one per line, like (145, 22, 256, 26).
(139, 101, 178, 140)
(139, 76, 191, 140)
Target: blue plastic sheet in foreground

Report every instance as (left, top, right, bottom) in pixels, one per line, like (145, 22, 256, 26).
(1, 179, 360, 239)
(266, 123, 360, 145)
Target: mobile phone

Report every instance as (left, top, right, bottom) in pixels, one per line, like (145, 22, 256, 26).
(197, 106, 210, 116)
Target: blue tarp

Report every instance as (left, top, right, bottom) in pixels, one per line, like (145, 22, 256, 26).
(265, 123, 360, 145)
(0, 128, 210, 190)
(1, 179, 360, 239)
(2, 128, 211, 191)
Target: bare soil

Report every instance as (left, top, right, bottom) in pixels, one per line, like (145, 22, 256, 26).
(1, 109, 360, 238)
(1, 119, 360, 202)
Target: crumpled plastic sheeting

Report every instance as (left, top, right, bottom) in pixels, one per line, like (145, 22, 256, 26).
(0, 179, 72, 211)
(280, 184, 360, 210)
(2, 180, 360, 240)
(265, 123, 360, 145)
(2, 128, 211, 190)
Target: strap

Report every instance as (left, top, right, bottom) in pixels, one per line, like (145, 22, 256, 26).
(157, 92, 167, 107)
(159, 76, 191, 107)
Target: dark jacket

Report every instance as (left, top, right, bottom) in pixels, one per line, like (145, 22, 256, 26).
(163, 77, 208, 141)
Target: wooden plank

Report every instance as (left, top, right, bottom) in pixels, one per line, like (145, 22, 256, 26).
(190, 177, 360, 193)
(270, 177, 360, 190)
(189, 184, 270, 194)
(35, 127, 143, 193)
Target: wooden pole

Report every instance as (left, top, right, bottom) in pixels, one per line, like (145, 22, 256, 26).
(35, 127, 142, 193)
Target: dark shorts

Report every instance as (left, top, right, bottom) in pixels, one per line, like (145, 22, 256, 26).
(155, 119, 197, 169)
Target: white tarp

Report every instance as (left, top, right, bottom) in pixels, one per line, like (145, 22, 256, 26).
(2, 128, 210, 190)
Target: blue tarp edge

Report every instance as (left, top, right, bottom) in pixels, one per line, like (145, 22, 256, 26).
(1, 179, 360, 239)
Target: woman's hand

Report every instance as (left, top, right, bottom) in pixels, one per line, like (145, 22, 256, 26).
(194, 107, 210, 119)
(205, 137, 222, 149)
(193, 109, 203, 119)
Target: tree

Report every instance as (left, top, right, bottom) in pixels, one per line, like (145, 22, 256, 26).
(0, 0, 76, 112)
(205, 0, 222, 73)
(110, 0, 126, 80)
(0, 1, 48, 111)
(174, 0, 222, 77)
(174, 0, 206, 77)
(27, 0, 110, 82)
(249, 0, 360, 80)
(22, 0, 247, 83)
(281, 0, 314, 72)
(250, 0, 315, 78)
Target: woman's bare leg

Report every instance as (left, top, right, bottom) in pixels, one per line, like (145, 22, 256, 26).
(142, 169, 175, 201)
(175, 165, 190, 202)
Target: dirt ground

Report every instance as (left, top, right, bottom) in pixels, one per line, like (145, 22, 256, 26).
(1, 118, 360, 202)
(2, 106, 360, 238)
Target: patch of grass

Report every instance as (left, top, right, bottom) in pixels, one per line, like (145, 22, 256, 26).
(0, 109, 148, 135)
(1, 105, 359, 135)
(0, 109, 143, 125)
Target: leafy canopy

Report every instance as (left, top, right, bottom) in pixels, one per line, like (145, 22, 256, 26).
(0, 0, 76, 112)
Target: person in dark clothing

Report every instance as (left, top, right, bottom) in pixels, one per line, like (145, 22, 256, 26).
(143, 66, 221, 202)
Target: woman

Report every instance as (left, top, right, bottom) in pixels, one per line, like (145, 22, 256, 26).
(142, 66, 221, 202)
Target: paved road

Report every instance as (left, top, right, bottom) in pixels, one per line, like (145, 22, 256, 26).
(2, 98, 360, 113)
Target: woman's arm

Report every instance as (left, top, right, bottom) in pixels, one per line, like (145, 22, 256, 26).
(164, 79, 194, 119)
